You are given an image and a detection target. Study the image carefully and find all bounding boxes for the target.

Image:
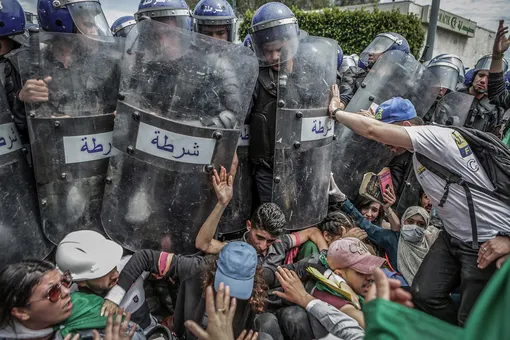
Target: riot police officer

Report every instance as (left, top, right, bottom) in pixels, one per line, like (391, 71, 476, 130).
(248, 2, 300, 204)
(135, 0, 192, 28)
(340, 32, 410, 108)
(192, 0, 236, 42)
(423, 54, 464, 124)
(111, 15, 136, 38)
(0, 0, 30, 141)
(459, 54, 508, 133)
(15, 0, 123, 245)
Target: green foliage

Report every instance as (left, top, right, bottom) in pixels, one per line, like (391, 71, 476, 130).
(238, 7, 425, 57)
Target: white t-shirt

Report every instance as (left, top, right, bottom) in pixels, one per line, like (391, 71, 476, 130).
(404, 126, 510, 243)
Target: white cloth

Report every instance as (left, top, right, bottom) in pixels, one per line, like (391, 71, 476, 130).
(0, 321, 53, 340)
(305, 299, 365, 340)
(404, 126, 510, 242)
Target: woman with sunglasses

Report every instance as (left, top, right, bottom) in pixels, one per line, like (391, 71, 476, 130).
(0, 260, 141, 340)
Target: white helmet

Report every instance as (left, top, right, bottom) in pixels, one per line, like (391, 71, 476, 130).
(56, 230, 123, 281)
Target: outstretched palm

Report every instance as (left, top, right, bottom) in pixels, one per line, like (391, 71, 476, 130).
(494, 20, 510, 55)
(213, 166, 233, 206)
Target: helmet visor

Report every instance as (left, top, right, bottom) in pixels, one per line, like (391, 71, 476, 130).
(435, 55, 465, 82)
(251, 19, 299, 67)
(68, 2, 111, 37)
(428, 62, 460, 92)
(475, 55, 509, 73)
(360, 34, 400, 66)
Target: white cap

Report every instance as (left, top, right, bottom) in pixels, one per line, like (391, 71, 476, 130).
(55, 230, 123, 281)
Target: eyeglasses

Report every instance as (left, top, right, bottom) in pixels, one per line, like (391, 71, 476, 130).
(27, 271, 73, 305)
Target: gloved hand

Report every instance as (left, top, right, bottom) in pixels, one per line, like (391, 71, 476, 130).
(328, 172, 347, 203)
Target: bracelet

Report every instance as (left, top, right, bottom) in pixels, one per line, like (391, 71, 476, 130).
(332, 107, 343, 121)
(384, 208, 393, 217)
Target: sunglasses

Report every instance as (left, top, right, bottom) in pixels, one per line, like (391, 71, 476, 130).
(27, 271, 73, 305)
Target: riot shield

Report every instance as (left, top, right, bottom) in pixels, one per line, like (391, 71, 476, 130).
(332, 51, 440, 199)
(101, 20, 258, 253)
(273, 36, 337, 230)
(431, 92, 474, 126)
(218, 125, 252, 237)
(396, 170, 421, 216)
(19, 32, 124, 245)
(0, 103, 53, 265)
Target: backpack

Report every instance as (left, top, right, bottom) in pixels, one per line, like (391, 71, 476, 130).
(416, 126, 510, 249)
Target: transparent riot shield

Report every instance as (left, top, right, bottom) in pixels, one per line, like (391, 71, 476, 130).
(273, 37, 337, 230)
(332, 51, 440, 199)
(0, 97, 53, 265)
(101, 20, 258, 253)
(396, 170, 421, 216)
(19, 32, 124, 245)
(432, 92, 474, 126)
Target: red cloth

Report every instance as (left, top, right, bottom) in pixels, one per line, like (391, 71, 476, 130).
(312, 289, 351, 310)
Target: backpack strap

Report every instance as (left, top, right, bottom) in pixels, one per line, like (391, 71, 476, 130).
(416, 153, 479, 250)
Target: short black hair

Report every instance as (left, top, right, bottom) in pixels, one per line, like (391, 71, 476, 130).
(251, 203, 286, 237)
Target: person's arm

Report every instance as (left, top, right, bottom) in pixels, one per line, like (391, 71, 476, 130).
(272, 267, 365, 335)
(329, 85, 412, 150)
(293, 227, 329, 252)
(341, 199, 398, 250)
(381, 185, 401, 232)
(195, 165, 236, 254)
(339, 304, 365, 329)
(306, 300, 365, 340)
(102, 249, 173, 315)
(489, 20, 510, 109)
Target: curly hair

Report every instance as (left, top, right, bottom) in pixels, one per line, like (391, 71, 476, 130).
(251, 203, 286, 237)
(318, 211, 355, 237)
(201, 256, 268, 314)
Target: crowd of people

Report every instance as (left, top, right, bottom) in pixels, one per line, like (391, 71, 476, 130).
(1, 0, 510, 339)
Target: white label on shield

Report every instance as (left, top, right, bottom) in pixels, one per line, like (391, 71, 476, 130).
(238, 125, 250, 146)
(300, 117, 334, 142)
(63, 131, 116, 164)
(136, 122, 216, 165)
(0, 123, 22, 156)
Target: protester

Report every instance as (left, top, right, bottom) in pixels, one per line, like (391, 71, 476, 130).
(329, 90, 510, 325)
(101, 242, 271, 339)
(195, 166, 329, 270)
(419, 187, 444, 229)
(295, 211, 367, 262)
(0, 260, 143, 340)
(330, 173, 439, 285)
(56, 231, 158, 333)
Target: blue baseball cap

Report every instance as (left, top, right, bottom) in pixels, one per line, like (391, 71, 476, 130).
(374, 97, 417, 124)
(214, 241, 257, 300)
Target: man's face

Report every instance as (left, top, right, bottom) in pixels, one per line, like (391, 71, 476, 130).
(472, 70, 488, 94)
(263, 40, 286, 71)
(81, 267, 119, 294)
(367, 52, 383, 68)
(420, 193, 432, 214)
(74, 16, 99, 36)
(246, 225, 277, 255)
(385, 144, 407, 155)
(337, 267, 373, 297)
(437, 87, 448, 100)
(0, 37, 14, 56)
(200, 25, 229, 41)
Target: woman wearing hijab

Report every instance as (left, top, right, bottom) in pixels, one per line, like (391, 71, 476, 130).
(329, 174, 440, 286)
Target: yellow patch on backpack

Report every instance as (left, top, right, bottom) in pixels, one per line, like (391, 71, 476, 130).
(452, 131, 472, 158)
